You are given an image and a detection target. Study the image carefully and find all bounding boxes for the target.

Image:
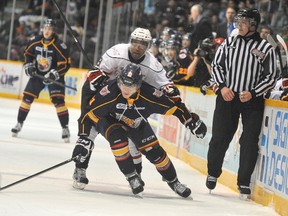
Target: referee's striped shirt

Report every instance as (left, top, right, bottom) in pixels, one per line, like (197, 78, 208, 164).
(211, 33, 277, 97)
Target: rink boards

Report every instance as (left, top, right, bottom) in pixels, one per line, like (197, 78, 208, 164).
(0, 60, 287, 216)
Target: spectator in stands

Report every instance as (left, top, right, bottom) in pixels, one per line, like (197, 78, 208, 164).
(216, 6, 237, 38)
(189, 4, 213, 52)
(259, 25, 273, 40)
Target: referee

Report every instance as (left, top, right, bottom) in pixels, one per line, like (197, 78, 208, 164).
(206, 8, 277, 199)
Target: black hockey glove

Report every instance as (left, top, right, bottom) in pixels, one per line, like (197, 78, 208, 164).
(281, 78, 288, 101)
(166, 61, 178, 80)
(72, 136, 94, 163)
(43, 69, 60, 85)
(88, 67, 108, 91)
(185, 113, 207, 139)
(161, 84, 181, 103)
(200, 78, 219, 95)
(200, 79, 215, 95)
(24, 62, 37, 78)
(280, 89, 288, 101)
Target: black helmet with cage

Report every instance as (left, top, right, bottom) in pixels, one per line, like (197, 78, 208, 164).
(118, 63, 143, 89)
(166, 38, 181, 51)
(234, 8, 261, 29)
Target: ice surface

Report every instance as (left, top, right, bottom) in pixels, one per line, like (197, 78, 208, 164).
(0, 97, 278, 216)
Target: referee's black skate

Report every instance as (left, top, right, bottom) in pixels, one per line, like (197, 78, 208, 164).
(11, 122, 23, 137)
(206, 175, 217, 193)
(167, 178, 191, 198)
(238, 185, 251, 200)
(126, 173, 144, 195)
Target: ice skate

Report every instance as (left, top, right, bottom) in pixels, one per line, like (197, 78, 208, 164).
(72, 168, 89, 190)
(206, 175, 217, 193)
(138, 174, 145, 187)
(167, 178, 191, 198)
(126, 173, 144, 195)
(11, 122, 23, 137)
(238, 185, 251, 200)
(62, 127, 70, 143)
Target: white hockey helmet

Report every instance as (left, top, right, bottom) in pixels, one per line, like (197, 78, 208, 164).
(130, 27, 152, 46)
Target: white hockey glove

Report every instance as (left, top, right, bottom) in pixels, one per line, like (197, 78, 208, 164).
(88, 67, 108, 91)
(185, 113, 207, 139)
(24, 62, 37, 78)
(72, 137, 94, 163)
(43, 69, 60, 85)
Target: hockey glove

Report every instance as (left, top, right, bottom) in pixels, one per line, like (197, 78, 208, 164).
(43, 69, 60, 85)
(200, 79, 219, 95)
(200, 79, 215, 95)
(280, 89, 288, 101)
(185, 112, 207, 139)
(166, 61, 178, 80)
(161, 84, 181, 103)
(72, 136, 94, 163)
(88, 67, 108, 91)
(24, 62, 37, 78)
(280, 78, 288, 101)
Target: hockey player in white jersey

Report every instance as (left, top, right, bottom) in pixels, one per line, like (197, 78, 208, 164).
(72, 27, 182, 189)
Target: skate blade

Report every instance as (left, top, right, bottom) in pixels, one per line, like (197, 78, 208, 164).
(12, 132, 18, 137)
(134, 192, 143, 198)
(63, 137, 70, 143)
(239, 193, 251, 201)
(72, 181, 86, 190)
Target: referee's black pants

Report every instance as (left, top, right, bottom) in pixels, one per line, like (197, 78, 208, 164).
(207, 93, 264, 187)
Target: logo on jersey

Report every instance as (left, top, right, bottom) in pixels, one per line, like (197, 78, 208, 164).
(99, 85, 110, 96)
(251, 48, 265, 59)
(115, 113, 143, 128)
(153, 89, 163, 98)
(60, 42, 67, 49)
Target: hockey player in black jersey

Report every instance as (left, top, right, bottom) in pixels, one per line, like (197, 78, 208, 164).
(72, 63, 207, 197)
(72, 27, 183, 189)
(11, 19, 71, 142)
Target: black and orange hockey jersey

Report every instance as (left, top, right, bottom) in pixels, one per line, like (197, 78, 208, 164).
(78, 80, 193, 136)
(24, 35, 71, 76)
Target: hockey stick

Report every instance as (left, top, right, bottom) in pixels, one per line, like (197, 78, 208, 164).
(266, 34, 284, 76)
(0, 155, 79, 191)
(276, 34, 288, 68)
(50, 0, 95, 69)
(34, 73, 77, 91)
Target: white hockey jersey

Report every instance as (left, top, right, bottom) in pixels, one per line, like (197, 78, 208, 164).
(98, 43, 172, 89)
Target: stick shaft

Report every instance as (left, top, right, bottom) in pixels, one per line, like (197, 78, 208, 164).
(0, 157, 77, 191)
(51, 0, 94, 69)
(267, 34, 284, 76)
(34, 73, 77, 91)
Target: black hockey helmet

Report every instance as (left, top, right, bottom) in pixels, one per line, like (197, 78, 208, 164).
(152, 38, 162, 47)
(235, 8, 260, 28)
(43, 19, 56, 29)
(166, 38, 181, 51)
(118, 63, 142, 88)
(182, 33, 192, 41)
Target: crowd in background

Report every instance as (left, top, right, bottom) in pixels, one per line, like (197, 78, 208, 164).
(0, 0, 288, 98)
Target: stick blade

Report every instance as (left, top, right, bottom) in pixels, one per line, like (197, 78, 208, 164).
(267, 34, 277, 49)
(276, 34, 288, 52)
